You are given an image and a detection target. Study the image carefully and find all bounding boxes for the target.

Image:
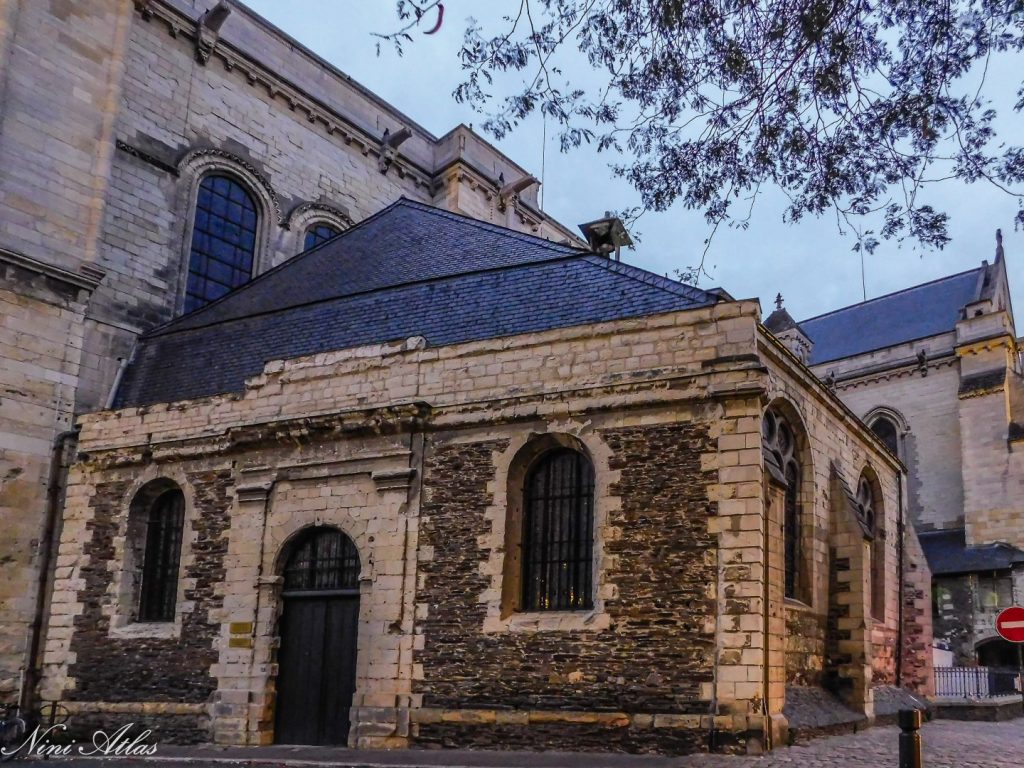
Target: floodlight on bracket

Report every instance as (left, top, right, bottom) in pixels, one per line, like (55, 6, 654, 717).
(578, 213, 633, 261)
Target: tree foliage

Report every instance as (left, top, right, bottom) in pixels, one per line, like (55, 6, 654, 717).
(379, 1, 1024, 253)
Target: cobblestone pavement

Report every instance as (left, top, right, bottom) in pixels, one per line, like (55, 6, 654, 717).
(35, 719, 1024, 768)
(678, 720, 1023, 768)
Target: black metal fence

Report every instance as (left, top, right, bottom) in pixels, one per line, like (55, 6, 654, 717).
(934, 666, 1022, 698)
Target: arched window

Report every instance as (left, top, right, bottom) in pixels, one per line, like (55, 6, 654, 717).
(856, 473, 885, 620)
(283, 527, 360, 593)
(870, 416, 899, 457)
(303, 223, 340, 252)
(185, 174, 259, 313)
(763, 408, 802, 600)
(137, 488, 186, 622)
(521, 449, 595, 611)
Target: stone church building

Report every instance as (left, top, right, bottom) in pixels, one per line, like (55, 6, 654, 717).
(2, 0, 933, 756)
(767, 244, 1024, 670)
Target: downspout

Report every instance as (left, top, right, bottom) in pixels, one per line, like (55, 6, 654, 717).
(104, 343, 136, 410)
(21, 428, 79, 713)
(762, 487, 772, 751)
(895, 471, 905, 687)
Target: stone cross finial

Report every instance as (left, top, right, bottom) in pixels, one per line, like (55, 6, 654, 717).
(775, 293, 784, 310)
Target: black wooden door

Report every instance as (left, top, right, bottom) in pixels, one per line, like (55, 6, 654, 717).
(274, 527, 362, 745)
(275, 593, 360, 744)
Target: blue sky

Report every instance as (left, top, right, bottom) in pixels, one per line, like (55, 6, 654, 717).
(244, 1, 1024, 322)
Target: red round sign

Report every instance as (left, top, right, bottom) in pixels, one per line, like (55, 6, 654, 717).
(995, 606, 1024, 643)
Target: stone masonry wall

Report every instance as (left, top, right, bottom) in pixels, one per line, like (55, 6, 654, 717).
(59, 468, 232, 742)
(761, 333, 905, 718)
(824, 341, 964, 534)
(40, 303, 910, 753)
(412, 421, 718, 754)
(0, 261, 91, 704)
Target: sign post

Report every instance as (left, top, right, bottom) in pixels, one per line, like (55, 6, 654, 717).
(994, 605, 1024, 714)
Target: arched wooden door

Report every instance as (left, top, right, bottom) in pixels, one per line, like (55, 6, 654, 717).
(274, 528, 360, 745)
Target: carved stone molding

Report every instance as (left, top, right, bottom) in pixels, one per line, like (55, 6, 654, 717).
(286, 201, 354, 233)
(116, 139, 179, 175)
(195, 2, 232, 65)
(177, 147, 283, 225)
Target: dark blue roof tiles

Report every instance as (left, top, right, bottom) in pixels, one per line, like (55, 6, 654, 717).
(799, 267, 984, 365)
(159, 199, 585, 334)
(114, 237, 716, 407)
(919, 528, 1024, 576)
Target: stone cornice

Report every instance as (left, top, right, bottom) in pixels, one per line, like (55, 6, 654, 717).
(78, 404, 432, 468)
(134, 1, 578, 240)
(831, 355, 957, 391)
(955, 334, 1015, 357)
(75, 363, 769, 465)
(137, 1, 434, 190)
(0, 247, 105, 292)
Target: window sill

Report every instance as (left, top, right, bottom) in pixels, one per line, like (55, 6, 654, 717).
(108, 621, 181, 640)
(483, 609, 611, 634)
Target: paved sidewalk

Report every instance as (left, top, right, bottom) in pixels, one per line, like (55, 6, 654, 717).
(38, 719, 1024, 768)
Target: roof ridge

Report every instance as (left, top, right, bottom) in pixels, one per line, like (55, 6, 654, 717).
(147, 249, 602, 339)
(394, 198, 586, 254)
(799, 263, 986, 325)
(583, 256, 715, 304)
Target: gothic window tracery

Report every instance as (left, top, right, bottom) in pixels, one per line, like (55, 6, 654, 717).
(762, 408, 803, 600)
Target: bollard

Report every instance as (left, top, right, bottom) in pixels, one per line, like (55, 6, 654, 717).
(898, 708, 923, 768)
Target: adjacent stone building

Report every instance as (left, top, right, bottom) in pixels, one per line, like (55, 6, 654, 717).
(767, 239, 1024, 668)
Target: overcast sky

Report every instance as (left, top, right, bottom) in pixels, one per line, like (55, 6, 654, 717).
(244, 1, 1024, 323)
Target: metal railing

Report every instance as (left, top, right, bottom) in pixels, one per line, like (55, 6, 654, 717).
(934, 666, 1022, 698)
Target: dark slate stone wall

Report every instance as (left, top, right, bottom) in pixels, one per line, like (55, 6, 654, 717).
(414, 423, 718, 753)
(785, 608, 825, 686)
(65, 470, 232, 742)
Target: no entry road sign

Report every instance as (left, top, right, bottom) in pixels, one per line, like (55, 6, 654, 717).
(995, 606, 1024, 643)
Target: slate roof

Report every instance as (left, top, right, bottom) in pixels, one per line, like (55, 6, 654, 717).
(918, 528, 1024, 576)
(799, 266, 988, 365)
(114, 199, 718, 408)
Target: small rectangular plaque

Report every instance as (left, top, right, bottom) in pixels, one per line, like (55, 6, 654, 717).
(229, 621, 253, 635)
(228, 637, 253, 649)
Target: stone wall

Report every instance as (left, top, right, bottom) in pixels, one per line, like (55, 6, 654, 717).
(48, 467, 232, 742)
(412, 422, 717, 754)
(38, 303, 911, 754)
(0, 256, 95, 704)
(821, 336, 964, 533)
(785, 606, 825, 686)
(933, 575, 975, 663)
(899, 525, 934, 696)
